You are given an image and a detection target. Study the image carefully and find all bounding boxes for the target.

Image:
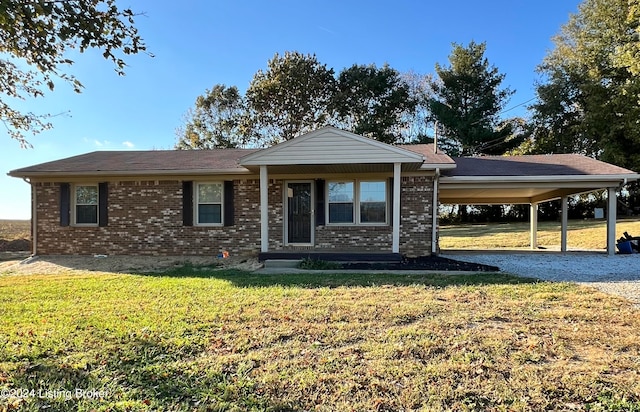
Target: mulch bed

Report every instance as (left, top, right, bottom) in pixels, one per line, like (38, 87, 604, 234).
(0, 239, 31, 252)
(341, 255, 499, 272)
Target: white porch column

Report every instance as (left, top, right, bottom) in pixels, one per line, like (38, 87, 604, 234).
(392, 162, 401, 253)
(31, 182, 37, 256)
(560, 196, 568, 252)
(260, 165, 269, 253)
(606, 187, 617, 256)
(530, 202, 538, 249)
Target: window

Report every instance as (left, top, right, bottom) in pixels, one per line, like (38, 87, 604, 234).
(326, 180, 388, 225)
(360, 181, 387, 223)
(328, 181, 354, 223)
(75, 185, 98, 225)
(196, 183, 223, 225)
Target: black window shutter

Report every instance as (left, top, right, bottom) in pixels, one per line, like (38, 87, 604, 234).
(98, 182, 108, 227)
(224, 180, 234, 226)
(315, 179, 325, 226)
(60, 183, 70, 227)
(182, 181, 193, 226)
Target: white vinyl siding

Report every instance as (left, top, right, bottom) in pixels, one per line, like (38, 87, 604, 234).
(241, 128, 423, 166)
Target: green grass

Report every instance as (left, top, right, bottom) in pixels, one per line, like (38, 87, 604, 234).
(440, 218, 640, 250)
(1, 267, 639, 411)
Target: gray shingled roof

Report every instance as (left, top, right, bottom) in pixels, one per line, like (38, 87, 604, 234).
(9, 144, 456, 177)
(399, 144, 456, 165)
(444, 154, 636, 177)
(8, 148, 637, 179)
(8, 149, 259, 176)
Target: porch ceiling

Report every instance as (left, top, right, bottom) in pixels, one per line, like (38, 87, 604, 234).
(439, 177, 634, 205)
(245, 162, 423, 175)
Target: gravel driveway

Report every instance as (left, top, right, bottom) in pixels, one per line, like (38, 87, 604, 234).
(445, 252, 640, 306)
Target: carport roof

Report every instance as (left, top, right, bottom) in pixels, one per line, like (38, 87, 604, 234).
(439, 154, 640, 205)
(445, 154, 634, 177)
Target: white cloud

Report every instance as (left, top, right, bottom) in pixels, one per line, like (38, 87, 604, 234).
(94, 140, 103, 147)
(122, 141, 135, 148)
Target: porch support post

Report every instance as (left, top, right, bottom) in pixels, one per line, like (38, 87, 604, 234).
(606, 187, 617, 256)
(392, 162, 401, 254)
(431, 169, 439, 255)
(560, 196, 568, 252)
(260, 165, 269, 253)
(31, 181, 37, 256)
(530, 202, 538, 249)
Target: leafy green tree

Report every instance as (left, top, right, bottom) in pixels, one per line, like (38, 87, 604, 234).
(613, 2, 640, 75)
(245, 51, 336, 145)
(530, 0, 640, 173)
(1, 0, 149, 147)
(175, 85, 248, 149)
(429, 41, 524, 156)
(331, 64, 416, 144)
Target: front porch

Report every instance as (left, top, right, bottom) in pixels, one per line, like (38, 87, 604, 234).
(239, 127, 448, 257)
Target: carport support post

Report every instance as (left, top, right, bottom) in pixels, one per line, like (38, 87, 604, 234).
(530, 202, 538, 249)
(260, 165, 269, 253)
(607, 187, 617, 256)
(561, 196, 568, 252)
(392, 162, 401, 254)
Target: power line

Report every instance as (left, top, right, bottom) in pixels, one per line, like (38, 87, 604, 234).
(499, 97, 537, 115)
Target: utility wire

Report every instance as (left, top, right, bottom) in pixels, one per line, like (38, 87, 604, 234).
(499, 97, 537, 115)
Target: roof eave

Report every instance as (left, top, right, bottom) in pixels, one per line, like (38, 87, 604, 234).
(420, 163, 456, 170)
(8, 168, 253, 178)
(440, 173, 640, 183)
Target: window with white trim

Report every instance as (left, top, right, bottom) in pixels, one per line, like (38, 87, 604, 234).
(359, 181, 387, 223)
(328, 181, 354, 223)
(327, 180, 388, 225)
(74, 185, 98, 225)
(196, 182, 223, 225)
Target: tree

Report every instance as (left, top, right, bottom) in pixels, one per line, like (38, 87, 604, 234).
(428, 41, 524, 156)
(175, 85, 248, 149)
(245, 51, 336, 145)
(331, 64, 416, 144)
(400, 70, 434, 143)
(612, 2, 640, 75)
(530, 0, 640, 172)
(1, 0, 148, 147)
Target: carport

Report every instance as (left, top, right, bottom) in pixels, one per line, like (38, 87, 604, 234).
(438, 154, 640, 255)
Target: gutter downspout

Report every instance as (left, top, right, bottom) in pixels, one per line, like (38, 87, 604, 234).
(432, 168, 440, 255)
(24, 178, 36, 256)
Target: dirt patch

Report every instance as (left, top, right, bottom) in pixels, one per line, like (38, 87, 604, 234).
(0, 238, 31, 252)
(0, 255, 263, 275)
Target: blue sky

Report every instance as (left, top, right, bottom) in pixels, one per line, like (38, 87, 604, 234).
(1, 0, 581, 219)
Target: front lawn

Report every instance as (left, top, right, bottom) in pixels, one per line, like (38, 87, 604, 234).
(1, 268, 639, 411)
(440, 218, 640, 250)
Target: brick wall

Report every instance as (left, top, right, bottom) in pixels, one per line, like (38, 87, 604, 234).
(400, 175, 435, 257)
(313, 175, 435, 256)
(314, 226, 393, 251)
(34, 180, 262, 256)
(33, 175, 435, 257)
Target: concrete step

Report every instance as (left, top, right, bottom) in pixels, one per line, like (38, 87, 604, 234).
(263, 259, 302, 269)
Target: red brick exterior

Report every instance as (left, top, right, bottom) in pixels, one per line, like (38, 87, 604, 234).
(34, 180, 262, 256)
(400, 175, 435, 257)
(33, 175, 435, 257)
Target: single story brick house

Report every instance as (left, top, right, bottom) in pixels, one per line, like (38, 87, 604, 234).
(8, 126, 640, 257)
